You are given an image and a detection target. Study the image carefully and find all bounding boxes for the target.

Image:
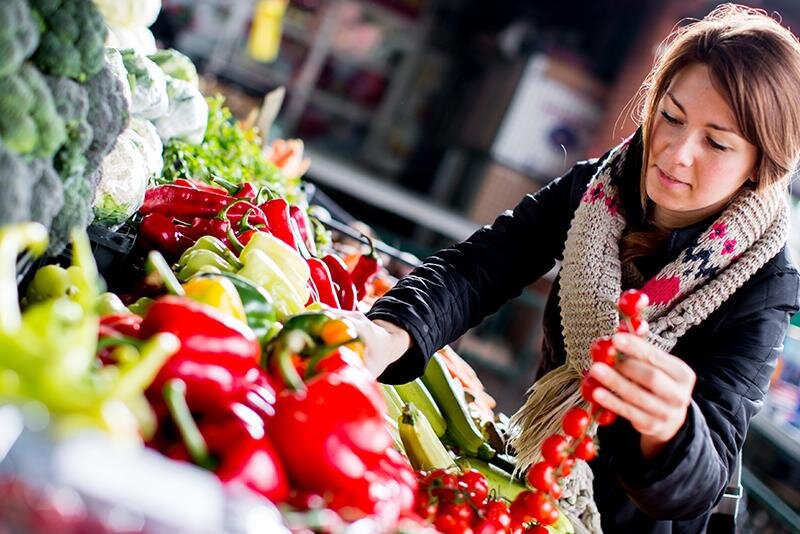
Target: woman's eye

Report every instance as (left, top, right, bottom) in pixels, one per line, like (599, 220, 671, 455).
(707, 137, 728, 151)
(660, 110, 680, 124)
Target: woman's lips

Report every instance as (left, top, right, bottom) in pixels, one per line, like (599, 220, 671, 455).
(656, 167, 689, 188)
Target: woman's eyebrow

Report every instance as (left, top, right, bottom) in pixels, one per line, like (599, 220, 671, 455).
(666, 91, 737, 133)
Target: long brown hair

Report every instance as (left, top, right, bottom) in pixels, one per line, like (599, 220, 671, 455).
(622, 3, 800, 264)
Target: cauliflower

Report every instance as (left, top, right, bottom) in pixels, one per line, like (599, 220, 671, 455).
(152, 76, 208, 144)
(84, 55, 130, 182)
(0, 0, 39, 77)
(119, 48, 168, 120)
(29, 0, 107, 83)
(129, 117, 163, 179)
(104, 47, 132, 110)
(93, 126, 149, 228)
(107, 26, 157, 55)
(0, 63, 66, 159)
(148, 48, 198, 88)
(93, 0, 161, 28)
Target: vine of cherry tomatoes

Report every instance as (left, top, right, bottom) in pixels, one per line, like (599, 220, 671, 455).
(518, 289, 650, 531)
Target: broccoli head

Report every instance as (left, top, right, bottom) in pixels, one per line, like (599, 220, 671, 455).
(0, 139, 34, 226)
(46, 75, 93, 180)
(29, 0, 107, 83)
(0, 63, 66, 159)
(48, 173, 94, 255)
(0, 0, 39, 77)
(28, 158, 64, 231)
(84, 59, 130, 185)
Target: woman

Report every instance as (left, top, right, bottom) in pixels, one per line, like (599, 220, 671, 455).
(346, 4, 800, 533)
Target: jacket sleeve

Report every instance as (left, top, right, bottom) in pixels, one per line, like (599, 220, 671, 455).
(602, 264, 800, 519)
(367, 161, 596, 384)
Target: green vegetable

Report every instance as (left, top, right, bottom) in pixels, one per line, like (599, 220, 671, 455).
(48, 173, 93, 255)
(29, 0, 107, 83)
(84, 56, 131, 182)
(45, 74, 93, 181)
(148, 48, 199, 88)
(160, 96, 296, 198)
(199, 271, 279, 344)
(0, 0, 40, 77)
(28, 158, 64, 232)
(0, 63, 66, 159)
(0, 223, 179, 442)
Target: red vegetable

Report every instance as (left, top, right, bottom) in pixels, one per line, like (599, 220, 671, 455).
(322, 254, 357, 310)
(350, 235, 382, 301)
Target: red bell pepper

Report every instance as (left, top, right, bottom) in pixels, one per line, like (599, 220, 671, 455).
(350, 236, 382, 301)
(265, 319, 415, 521)
(139, 213, 195, 256)
(140, 296, 261, 370)
(322, 254, 357, 311)
(141, 185, 232, 219)
(161, 379, 288, 503)
(258, 198, 296, 248)
(97, 312, 144, 365)
(306, 258, 340, 308)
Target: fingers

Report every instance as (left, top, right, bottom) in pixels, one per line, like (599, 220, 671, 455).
(590, 363, 671, 420)
(613, 333, 696, 387)
(613, 358, 688, 407)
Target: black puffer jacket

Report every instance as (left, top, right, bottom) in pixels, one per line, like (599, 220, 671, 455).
(367, 133, 800, 533)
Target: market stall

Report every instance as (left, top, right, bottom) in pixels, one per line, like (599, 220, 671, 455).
(0, 1, 661, 533)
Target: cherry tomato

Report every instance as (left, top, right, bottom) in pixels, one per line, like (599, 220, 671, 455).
(529, 526, 550, 534)
(574, 436, 598, 461)
(511, 490, 555, 525)
(590, 336, 618, 366)
(431, 472, 460, 501)
(434, 513, 473, 534)
(618, 316, 649, 336)
(440, 500, 477, 525)
(473, 519, 502, 534)
(484, 499, 512, 529)
(550, 481, 563, 499)
(592, 404, 617, 426)
(558, 457, 576, 477)
(414, 489, 438, 520)
(526, 462, 556, 494)
(562, 407, 590, 438)
(618, 289, 649, 318)
(541, 434, 569, 466)
(459, 469, 490, 507)
(581, 375, 601, 403)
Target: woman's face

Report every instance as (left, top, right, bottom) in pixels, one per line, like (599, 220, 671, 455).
(645, 63, 758, 228)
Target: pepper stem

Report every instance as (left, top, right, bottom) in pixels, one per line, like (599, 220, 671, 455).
(361, 234, 377, 259)
(271, 329, 314, 391)
(209, 175, 238, 194)
(146, 251, 185, 296)
(163, 378, 216, 470)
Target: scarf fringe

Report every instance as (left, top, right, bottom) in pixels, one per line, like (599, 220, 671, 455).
(508, 363, 584, 473)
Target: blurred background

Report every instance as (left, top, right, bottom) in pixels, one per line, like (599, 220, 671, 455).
(150, 1, 800, 531)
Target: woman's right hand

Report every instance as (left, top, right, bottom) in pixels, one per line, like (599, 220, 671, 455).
(333, 310, 411, 378)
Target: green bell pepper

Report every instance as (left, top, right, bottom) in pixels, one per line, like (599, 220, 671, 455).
(199, 271, 280, 344)
(178, 235, 243, 270)
(176, 249, 237, 282)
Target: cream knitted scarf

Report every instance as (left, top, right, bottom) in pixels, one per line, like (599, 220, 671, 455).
(508, 135, 790, 533)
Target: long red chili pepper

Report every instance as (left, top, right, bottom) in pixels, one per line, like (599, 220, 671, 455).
(289, 205, 318, 256)
(306, 258, 340, 308)
(139, 213, 195, 255)
(350, 236, 382, 301)
(141, 185, 233, 219)
(321, 254, 357, 311)
(258, 198, 296, 248)
(173, 178, 229, 195)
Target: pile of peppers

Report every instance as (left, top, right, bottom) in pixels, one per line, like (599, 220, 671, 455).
(99, 262, 290, 503)
(0, 224, 179, 442)
(264, 311, 417, 525)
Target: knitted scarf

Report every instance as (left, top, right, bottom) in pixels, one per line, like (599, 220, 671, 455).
(508, 135, 790, 533)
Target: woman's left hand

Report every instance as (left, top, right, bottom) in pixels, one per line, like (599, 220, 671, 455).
(588, 332, 697, 460)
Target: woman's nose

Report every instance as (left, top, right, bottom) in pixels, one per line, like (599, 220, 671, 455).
(668, 133, 697, 168)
